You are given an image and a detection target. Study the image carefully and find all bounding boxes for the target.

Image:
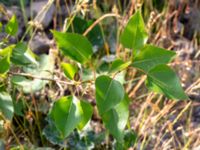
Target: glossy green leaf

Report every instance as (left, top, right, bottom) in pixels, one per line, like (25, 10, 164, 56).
(52, 31, 93, 64)
(120, 11, 148, 50)
(61, 63, 78, 80)
(102, 95, 129, 142)
(5, 15, 18, 36)
(77, 100, 93, 130)
(0, 45, 14, 57)
(50, 96, 93, 138)
(95, 75, 125, 115)
(0, 55, 10, 74)
(49, 96, 80, 138)
(0, 92, 13, 121)
(11, 42, 37, 66)
(132, 45, 176, 72)
(109, 59, 131, 73)
(146, 64, 188, 100)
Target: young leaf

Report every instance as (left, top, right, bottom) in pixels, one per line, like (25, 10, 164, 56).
(0, 92, 14, 121)
(132, 45, 176, 72)
(109, 59, 131, 73)
(0, 45, 14, 57)
(120, 11, 148, 50)
(5, 15, 18, 36)
(52, 31, 93, 64)
(50, 96, 93, 138)
(61, 63, 78, 80)
(95, 75, 125, 115)
(102, 95, 129, 142)
(146, 64, 188, 100)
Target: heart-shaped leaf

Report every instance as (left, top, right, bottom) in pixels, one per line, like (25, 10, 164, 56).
(120, 11, 148, 51)
(132, 45, 176, 72)
(50, 96, 93, 138)
(52, 31, 93, 64)
(95, 75, 125, 115)
(146, 64, 188, 100)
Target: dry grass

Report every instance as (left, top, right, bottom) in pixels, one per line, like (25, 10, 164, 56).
(1, 0, 200, 149)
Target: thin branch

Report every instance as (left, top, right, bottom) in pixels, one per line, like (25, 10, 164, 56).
(83, 13, 121, 36)
(8, 72, 94, 86)
(8, 72, 75, 85)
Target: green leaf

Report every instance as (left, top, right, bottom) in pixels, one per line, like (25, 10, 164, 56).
(120, 10, 148, 50)
(50, 96, 93, 138)
(77, 100, 93, 130)
(102, 95, 129, 142)
(11, 54, 54, 94)
(0, 45, 14, 57)
(11, 42, 37, 66)
(49, 96, 81, 138)
(61, 63, 78, 80)
(0, 45, 13, 74)
(0, 22, 2, 32)
(132, 45, 176, 72)
(146, 64, 188, 100)
(13, 98, 24, 116)
(52, 31, 93, 64)
(124, 130, 137, 148)
(0, 92, 13, 121)
(5, 15, 18, 36)
(69, 17, 104, 48)
(95, 75, 125, 115)
(0, 55, 10, 74)
(109, 59, 131, 73)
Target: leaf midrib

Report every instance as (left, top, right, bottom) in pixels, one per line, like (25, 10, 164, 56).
(148, 73, 181, 95)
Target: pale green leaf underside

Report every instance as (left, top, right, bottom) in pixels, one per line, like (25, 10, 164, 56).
(11, 54, 54, 94)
